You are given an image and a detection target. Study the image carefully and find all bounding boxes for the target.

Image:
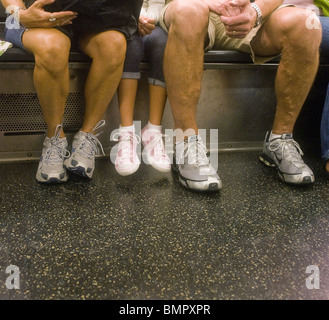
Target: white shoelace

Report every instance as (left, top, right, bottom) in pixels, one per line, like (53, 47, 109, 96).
(44, 125, 70, 165)
(113, 132, 141, 164)
(144, 132, 169, 161)
(178, 139, 209, 166)
(75, 120, 105, 159)
(268, 138, 304, 163)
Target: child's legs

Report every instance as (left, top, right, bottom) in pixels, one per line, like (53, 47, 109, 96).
(143, 27, 168, 126)
(118, 35, 144, 127)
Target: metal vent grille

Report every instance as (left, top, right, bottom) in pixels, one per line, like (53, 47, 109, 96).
(0, 93, 85, 132)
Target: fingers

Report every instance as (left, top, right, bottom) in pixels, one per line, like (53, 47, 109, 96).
(33, 0, 56, 9)
(138, 16, 155, 36)
(229, 0, 249, 8)
(220, 13, 253, 39)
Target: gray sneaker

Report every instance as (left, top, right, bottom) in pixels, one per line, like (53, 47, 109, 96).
(173, 135, 222, 191)
(259, 131, 314, 185)
(64, 120, 105, 179)
(36, 125, 70, 184)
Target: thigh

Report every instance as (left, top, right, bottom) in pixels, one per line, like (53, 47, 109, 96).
(22, 28, 71, 56)
(251, 6, 305, 57)
(79, 30, 126, 59)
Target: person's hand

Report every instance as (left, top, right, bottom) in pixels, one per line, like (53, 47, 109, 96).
(220, 1, 257, 38)
(138, 16, 156, 36)
(19, 0, 78, 28)
(204, 0, 248, 16)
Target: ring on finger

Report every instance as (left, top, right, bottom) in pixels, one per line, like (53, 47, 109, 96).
(232, 30, 236, 36)
(49, 13, 56, 22)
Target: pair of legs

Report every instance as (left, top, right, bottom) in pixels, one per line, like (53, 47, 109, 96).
(22, 27, 126, 138)
(161, 0, 321, 190)
(163, 1, 320, 137)
(118, 27, 168, 127)
(114, 27, 171, 176)
(20, 27, 126, 182)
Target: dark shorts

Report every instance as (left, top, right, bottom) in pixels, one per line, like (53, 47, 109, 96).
(5, 0, 140, 51)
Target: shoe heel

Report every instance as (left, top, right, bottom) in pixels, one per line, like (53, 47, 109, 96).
(259, 154, 276, 168)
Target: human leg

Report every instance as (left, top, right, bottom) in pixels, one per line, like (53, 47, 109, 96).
(251, 7, 321, 184)
(114, 35, 143, 176)
(162, 0, 209, 139)
(64, 30, 127, 178)
(318, 16, 329, 173)
(140, 27, 170, 172)
(20, 28, 71, 183)
(22, 28, 71, 138)
(161, 0, 222, 191)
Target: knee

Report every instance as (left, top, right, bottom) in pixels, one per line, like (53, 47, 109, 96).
(169, 0, 209, 38)
(92, 31, 127, 67)
(278, 8, 322, 53)
(34, 35, 70, 75)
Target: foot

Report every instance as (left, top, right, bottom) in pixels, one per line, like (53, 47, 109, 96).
(259, 131, 315, 185)
(141, 124, 171, 173)
(173, 135, 222, 192)
(36, 125, 70, 184)
(64, 120, 105, 179)
(113, 126, 141, 176)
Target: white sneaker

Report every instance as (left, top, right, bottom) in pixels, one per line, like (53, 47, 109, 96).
(113, 126, 141, 176)
(36, 124, 70, 184)
(64, 120, 105, 179)
(141, 124, 171, 173)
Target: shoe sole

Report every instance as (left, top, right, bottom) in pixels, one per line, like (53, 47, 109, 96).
(172, 165, 222, 192)
(65, 165, 92, 179)
(115, 161, 140, 176)
(36, 174, 68, 184)
(142, 145, 171, 173)
(259, 154, 315, 185)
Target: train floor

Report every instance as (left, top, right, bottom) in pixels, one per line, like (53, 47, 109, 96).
(0, 150, 329, 300)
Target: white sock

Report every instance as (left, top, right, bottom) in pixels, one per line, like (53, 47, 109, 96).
(269, 131, 282, 141)
(147, 121, 162, 131)
(119, 124, 134, 133)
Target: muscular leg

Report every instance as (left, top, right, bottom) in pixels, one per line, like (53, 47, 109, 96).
(79, 30, 127, 133)
(22, 28, 71, 138)
(163, 0, 209, 140)
(251, 7, 322, 134)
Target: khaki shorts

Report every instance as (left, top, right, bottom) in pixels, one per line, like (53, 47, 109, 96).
(159, 3, 294, 64)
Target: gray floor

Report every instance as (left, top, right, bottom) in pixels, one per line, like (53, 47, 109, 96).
(0, 150, 329, 300)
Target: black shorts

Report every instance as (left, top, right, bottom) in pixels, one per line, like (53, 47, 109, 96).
(43, 0, 142, 40)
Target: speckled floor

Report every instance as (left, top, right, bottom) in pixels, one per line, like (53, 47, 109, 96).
(0, 150, 329, 300)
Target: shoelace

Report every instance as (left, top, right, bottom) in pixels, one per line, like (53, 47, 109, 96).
(178, 139, 209, 166)
(145, 132, 169, 161)
(44, 124, 70, 165)
(113, 131, 141, 163)
(76, 120, 105, 159)
(268, 138, 304, 163)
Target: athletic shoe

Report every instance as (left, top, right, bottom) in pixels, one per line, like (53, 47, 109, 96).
(113, 126, 141, 176)
(141, 124, 171, 173)
(36, 124, 70, 184)
(173, 135, 222, 191)
(259, 131, 315, 185)
(64, 120, 105, 179)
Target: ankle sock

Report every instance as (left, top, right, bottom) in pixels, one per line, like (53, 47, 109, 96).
(120, 124, 134, 133)
(147, 121, 162, 131)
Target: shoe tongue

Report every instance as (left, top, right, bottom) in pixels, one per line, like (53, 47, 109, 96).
(281, 133, 293, 140)
(187, 135, 200, 143)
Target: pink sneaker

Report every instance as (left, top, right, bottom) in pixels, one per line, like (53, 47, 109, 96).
(113, 128, 141, 176)
(141, 124, 171, 173)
